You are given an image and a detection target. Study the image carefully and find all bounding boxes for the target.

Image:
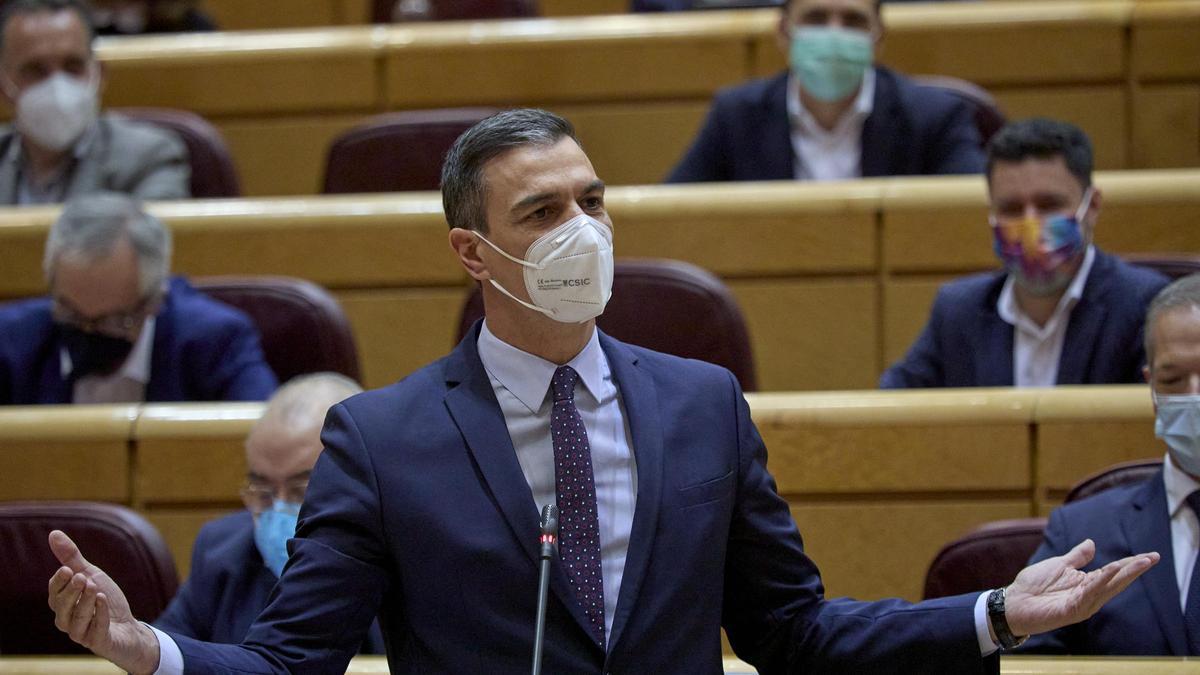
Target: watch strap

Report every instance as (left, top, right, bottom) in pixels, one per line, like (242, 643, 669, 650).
(987, 586, 1028, 649)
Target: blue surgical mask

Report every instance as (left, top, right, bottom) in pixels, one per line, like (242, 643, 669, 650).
(253, 500, 301, 577)
(1154, 392, 1200, 477)
(789, 26, 873, 103)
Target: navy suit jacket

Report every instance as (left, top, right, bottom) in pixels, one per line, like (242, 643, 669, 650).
(1021, 470, 1186, 655)
(0, 276, 277, 404)
(880, 251, 1169, 389)
(155, 511, 385, 653)
(666, 68, 985, 183)
(167, 327, 997, 674)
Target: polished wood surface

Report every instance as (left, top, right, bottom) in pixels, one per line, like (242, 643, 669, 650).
(70, 1, 1200, 195)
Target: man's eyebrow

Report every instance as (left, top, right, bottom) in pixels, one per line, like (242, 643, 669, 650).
(582, 179, 605, 195)
(510, 191, 556, 214)
(286, 470, 313, 482)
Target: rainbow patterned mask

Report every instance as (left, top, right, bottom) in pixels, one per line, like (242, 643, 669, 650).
(990, 188, 1093, 295)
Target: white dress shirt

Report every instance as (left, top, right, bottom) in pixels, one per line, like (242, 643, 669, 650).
(1162, 452, 1200, 611)
(61, 318, 155, 404)
(997, 245, 1096, 387)
(786, 69, 875, 181)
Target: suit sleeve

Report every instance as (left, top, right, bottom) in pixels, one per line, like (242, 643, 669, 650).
(202, 311, 278, 401)
(720, 371, 996, 673)
(169, 403, 391, 674)
(921, 95, 985, 176)
(879, 289, 948, 389)
(665, 97, 729, 183)
(1015, 509, 1080, 654)
(153, 528, 214, 641)
(126, 129, 192, 201)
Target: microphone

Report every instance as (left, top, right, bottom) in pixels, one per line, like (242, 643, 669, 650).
(531, 504, 558, 675)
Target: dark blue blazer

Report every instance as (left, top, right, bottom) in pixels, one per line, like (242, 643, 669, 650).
(167, 327, 996, 674)
(0, 276, 277, 404)
(880, 251, 1169, 389)
(154, 511, 385, 654)
(631, 0, 692, 9)
(1021, 470, 1186, 655)
(666, 68, 985, 183)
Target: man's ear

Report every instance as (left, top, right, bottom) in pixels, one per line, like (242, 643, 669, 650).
(1144, 364, 1151, 384)
(775, 12, 791, 53)
(449, 228, 489, 281)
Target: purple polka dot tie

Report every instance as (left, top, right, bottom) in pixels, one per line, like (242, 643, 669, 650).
(550, 365, 606, 645)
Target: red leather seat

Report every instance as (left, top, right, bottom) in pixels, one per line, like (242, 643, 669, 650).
(456, 258, 758, 391)
(1065, 459, 1163, 503)
(0, 502, 178, 654)
(194, 276, 361, 384)
(922, 517, 1048, 600)
(322, 108, 498, 194)
(912, 76, 1006, 147)
(1124, 254, 1200, 282)
(374, 0, 537, 22)
(114, 107, 241, 198)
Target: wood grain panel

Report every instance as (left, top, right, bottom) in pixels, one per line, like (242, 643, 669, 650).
(202, 0, 344, 29)
(134, 403, 261, 504)
(336, 287, 469, 389)
(729, 279, 877, 391)
(1131, 0, 1200, 81)
(994, 86, 1127, 170)
(791, 500, 1028, 601)
(881, 275, 960, 371)
(1131, 86, 1200, 169)
(0, 442, 128, 502)
(881, 180, 992, 273)
(540, 0, 627, 15)
(214, 114, 370, 197)
(144, 508, 239, 579)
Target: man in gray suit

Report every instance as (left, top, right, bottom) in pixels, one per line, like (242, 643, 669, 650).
(0, 0, 189, 204)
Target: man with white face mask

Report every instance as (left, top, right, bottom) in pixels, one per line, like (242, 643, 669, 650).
(1020, 274, 1200, 655)
(0, 0, 189, 204)
(666, 0, 985, 183)
(881, 118, 1169, 389)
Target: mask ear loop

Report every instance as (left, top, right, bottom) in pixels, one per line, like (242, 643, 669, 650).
(471, 232, 556, 318)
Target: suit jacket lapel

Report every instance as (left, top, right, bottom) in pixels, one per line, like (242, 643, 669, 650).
(860, 67, 903, 177)
(975, 301, 1014, 386)
(0, 133, 19, 203)
(762, 74, 796, 179)
(442, 323, 600, 648)
(599, 334, 664, 654)
(1122, 473, 1187, 654)
(1058, 253, 1111, 384)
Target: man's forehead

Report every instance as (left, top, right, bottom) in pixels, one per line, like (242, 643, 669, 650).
(484, 139, 596, 200)
(2, 9, 90, 55)
(988, 157, 1082, 197)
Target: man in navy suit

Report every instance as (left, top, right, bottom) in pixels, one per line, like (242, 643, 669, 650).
(46, 109, 1156, 675)
(881, 118, 1169, 389)
(665, 0, 984, 183)
(154, 372, 384, 654)
(0, 191, 276, 404)
(1022, 274, 1200, 654)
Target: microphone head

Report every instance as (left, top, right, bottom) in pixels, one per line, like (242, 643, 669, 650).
(539, 504, 559, 536)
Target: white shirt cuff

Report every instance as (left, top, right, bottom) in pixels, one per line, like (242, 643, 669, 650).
(147, 623, 184, 675)
(974, 591, 1000, 656)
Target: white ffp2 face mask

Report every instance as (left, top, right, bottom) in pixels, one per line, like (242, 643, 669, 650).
(1154, 391, 1200, 476)
(474, 214, 614, 324)
(14, 71, 99, 152)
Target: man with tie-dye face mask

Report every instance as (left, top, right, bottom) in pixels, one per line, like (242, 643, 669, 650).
(882, 118, 1170, 389)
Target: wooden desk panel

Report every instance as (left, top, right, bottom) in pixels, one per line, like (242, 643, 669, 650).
(994, 85, 1128, 170)
(214, 114, 371, 197)
(203, 0, 368, 30)
(540, 0, 627, 15)
(132, 403, 261, 505)
(144, 507, 238, 579)
(1131, 86, 1200, 170)
(1131, 0, 1200, 81)
(882, 274, 963, 370)
(0, 407, 135, 503)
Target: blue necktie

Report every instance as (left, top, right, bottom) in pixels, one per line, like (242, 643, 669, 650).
(550, 365, 606, 645)
(1185, 490, 1200, 654)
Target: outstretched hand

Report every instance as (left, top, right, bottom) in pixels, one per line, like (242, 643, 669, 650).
(1004, 538, 1159, 637)
(47, 530, 161, 675)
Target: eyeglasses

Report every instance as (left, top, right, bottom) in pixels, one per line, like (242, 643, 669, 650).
(240, 479, 309, 514)
(51, 293, 159, 337)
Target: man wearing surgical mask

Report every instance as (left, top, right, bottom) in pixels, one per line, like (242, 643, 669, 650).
(0, 0, 190, 204)
(666, 0, 985, 183)
(1019, 274, 1200, 655)
(154, 372, 385, 653)
(881, 118, 1168, 389)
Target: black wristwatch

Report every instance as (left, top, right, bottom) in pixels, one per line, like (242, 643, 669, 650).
(987, 586, 1028, 649)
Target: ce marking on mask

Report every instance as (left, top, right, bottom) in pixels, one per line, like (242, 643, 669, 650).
(537, 278, 593, 291)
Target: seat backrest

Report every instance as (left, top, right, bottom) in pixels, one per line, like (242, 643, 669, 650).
(0, 501, 178, 654)
(912, 75, 1006, 147)
(922, 517, 1047, 600)
(457, 258, 758, 391)
(113, 107, 241, 198)
(1065, 459, 1163, 504)
(1125, 253, 1200, 282)
(375, 0, 538, 22)
(193, 276, 361, 384)
(322, 108, 498, 194)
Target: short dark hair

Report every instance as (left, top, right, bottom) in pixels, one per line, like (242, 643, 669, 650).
(1145, 274, 1200, 364)
(986, 117, 1093, 189)
(439, 108, 579, 234)
(0, 0, 95, 57)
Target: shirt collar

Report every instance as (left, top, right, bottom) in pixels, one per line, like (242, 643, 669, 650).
(786, 68, 876, 139)
(10, 121, 98, 164)
(476, 319, 607, 414)
(1164, 451, 1200, 518)
(60, 316, 156, 384)
(998, 244, 1097, 335)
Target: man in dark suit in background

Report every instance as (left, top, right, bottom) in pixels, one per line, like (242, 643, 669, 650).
(0, 191, 277, 404)
(154, 372, 384, 653)
(1022, 274, 1200, 655)
(665, 0, 984, 183)
(881, 118, 1168, 389)
(45, 109, 1156, 675)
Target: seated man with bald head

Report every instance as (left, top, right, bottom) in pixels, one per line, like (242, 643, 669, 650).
(0, 191, 277, 404)
(154, 373, 384, 653)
